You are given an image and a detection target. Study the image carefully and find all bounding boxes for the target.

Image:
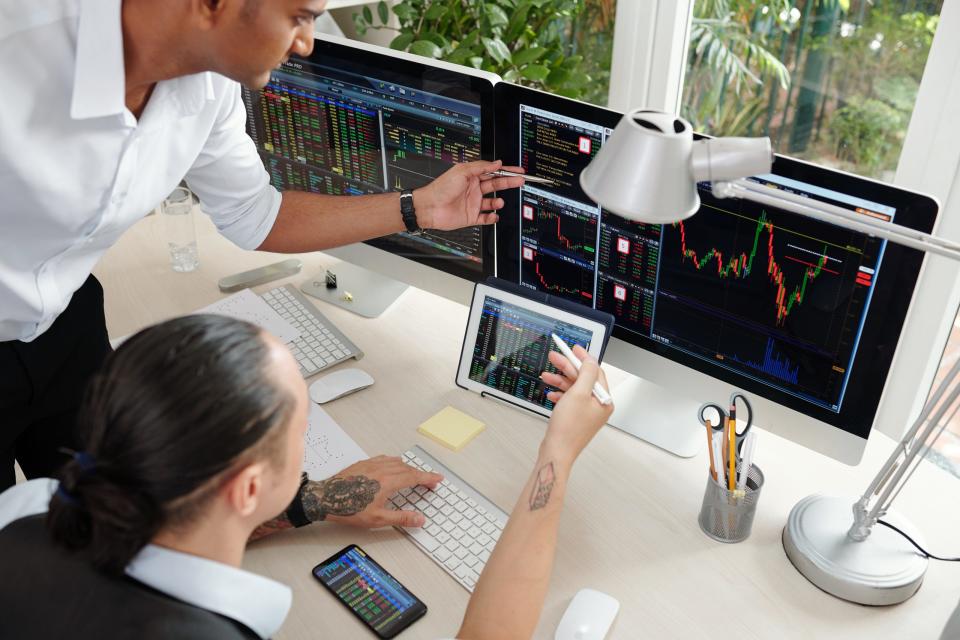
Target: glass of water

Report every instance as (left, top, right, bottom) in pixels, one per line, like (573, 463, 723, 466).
(161, 186, 199, 272)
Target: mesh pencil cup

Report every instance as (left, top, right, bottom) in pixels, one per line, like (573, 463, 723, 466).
(698, 465, 764, 543)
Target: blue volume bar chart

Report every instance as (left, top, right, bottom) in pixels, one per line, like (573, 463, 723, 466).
(731, 337, 801, 385)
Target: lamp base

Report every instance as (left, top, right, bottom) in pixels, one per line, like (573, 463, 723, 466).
(782, 495, 928, 606)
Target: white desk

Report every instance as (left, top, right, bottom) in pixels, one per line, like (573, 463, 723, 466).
(95, 214, 960, 639)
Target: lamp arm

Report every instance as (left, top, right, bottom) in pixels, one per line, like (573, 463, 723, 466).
(713, 180, 960, 260)
(848, 355, 960, 540)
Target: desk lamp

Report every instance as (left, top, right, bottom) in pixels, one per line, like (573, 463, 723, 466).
(581, 108, 954, 606)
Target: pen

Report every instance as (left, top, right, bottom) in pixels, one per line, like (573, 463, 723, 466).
(737, 431, 757, 492)
(549, 334, 613, 405)
(486, 169, 557, 185)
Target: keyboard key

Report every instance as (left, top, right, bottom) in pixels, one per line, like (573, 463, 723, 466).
(481, 522, 495, 535)
(466, 498, 478, 508)
(449, 512, 463, 524)
(436, 532, 451, 545)
(444, 538, 458, 551)
(425, 524, 441, 537)
(463, 554, 478, 568)
(444, 556, 461, 571)
(472, 515, 486, 528)
(454, 547, 469, 560)
(479, 550, 490, 564)
(434, 547, 452, 562)
(467, 526, 482, 538)
(450, 528, 465, 540)
(469, 543, 484, 556)
(404, 527, 439, 553)
(441, 521, 455, 533)
(476, 534, 491, 547)
(464, 508, 477, 520)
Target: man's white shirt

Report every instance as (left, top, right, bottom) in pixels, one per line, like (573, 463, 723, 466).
(0, 0, 282, 341)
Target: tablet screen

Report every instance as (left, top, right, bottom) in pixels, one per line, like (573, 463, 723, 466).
(468, 295, 596, 410)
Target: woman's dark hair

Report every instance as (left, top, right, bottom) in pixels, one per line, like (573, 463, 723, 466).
(46, 314, 295, 575)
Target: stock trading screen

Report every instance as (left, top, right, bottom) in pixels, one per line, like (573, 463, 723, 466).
(244, 58, 484, 265)
(513, 101, 894, 412)
(314, 547, 421, 637)
(469, 296, 595, 410)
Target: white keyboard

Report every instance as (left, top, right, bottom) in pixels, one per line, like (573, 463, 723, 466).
(261, 285, 363, 378)
(391, 446, 509, 592)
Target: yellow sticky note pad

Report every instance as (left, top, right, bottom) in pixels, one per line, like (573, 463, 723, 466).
(417, 406, 485, 452)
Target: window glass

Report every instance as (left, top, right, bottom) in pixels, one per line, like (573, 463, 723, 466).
(682, 0, 942, 182)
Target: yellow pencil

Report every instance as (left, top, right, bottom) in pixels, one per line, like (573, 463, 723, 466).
(727, 417, 736, 491)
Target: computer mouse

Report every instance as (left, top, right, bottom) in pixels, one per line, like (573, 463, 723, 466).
(308, 368, 374, 404)
(554, 588, 620, 640)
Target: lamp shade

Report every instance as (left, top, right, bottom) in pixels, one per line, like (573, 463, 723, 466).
(580, 109, 773, 224)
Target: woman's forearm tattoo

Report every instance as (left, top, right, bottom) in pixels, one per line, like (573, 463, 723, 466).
(302, 475, 380, 521)
(528, 462, 556, 511)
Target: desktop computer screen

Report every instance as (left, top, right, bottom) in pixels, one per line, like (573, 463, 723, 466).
(242, 38, 497, 282)
(494, 84, 937, 442)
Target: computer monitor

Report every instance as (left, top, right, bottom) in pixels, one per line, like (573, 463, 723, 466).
(242, 35, 499, 309)
(494, 83, 938, 464)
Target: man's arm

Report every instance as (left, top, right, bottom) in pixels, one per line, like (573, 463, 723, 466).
(256, 160, 523, 253)
(457, 348, 613, 640)
(250, 456, 442, 541)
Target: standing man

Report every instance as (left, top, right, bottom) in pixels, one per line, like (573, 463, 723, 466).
(0, 0, 524, 489)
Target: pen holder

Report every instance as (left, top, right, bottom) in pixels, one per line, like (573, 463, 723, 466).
(698, 465, 764, 543)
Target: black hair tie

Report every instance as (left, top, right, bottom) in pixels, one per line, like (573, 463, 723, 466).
(55, 449, 98, 507)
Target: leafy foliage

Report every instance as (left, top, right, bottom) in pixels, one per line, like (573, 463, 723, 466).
(353, 0, 611, 102)
(829, 98, 903, 171)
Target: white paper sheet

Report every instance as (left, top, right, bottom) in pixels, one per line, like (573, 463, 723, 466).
(196, 289, 300, 344)
(302, 403, 368, 479)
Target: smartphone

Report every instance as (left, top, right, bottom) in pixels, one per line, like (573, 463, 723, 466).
(312, 544, 428, 639)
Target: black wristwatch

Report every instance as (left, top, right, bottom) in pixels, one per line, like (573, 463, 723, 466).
(285, 472, 314, 527)
(399, 189, 421, 233)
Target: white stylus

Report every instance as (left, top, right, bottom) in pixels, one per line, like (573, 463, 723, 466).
(550, 334, 613, 405)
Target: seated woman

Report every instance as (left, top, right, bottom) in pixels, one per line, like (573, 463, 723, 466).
(0, 314, 612, 639)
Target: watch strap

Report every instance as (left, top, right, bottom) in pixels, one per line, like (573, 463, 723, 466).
(399, 189, 421, 233)
(285, 472, 315, 527)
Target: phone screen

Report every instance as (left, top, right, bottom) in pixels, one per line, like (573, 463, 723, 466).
(313, 545, 427, 639)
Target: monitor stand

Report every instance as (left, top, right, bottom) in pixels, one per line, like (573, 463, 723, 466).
(607, 376, 704, 458)
(300, 263, 408, 318)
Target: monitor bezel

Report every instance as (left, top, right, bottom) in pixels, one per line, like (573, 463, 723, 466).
(493, 82, 938, 440)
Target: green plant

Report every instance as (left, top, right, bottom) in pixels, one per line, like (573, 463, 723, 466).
(828, 98, 903, 171)
(353, 0, 600, 100)
(682, 0, 792, 133)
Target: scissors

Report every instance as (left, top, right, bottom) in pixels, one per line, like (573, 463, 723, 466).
(698, 392, 754, 458)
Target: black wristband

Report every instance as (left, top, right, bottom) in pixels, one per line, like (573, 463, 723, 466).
(285, 472, 313, 528)
(399, 189, 421, 233)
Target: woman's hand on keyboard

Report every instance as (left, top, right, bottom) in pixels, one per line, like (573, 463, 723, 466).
(538, 345, 614, 464)
(321, 455, 443, 529)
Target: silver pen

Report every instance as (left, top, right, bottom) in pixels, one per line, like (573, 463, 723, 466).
(485, 169, 557, 186)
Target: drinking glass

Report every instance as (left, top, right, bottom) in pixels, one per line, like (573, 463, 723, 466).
(161, 186, 199, 272)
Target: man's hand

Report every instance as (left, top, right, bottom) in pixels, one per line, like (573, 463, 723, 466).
(415, 160, 525, 230)
(305, 455, 443, 529)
